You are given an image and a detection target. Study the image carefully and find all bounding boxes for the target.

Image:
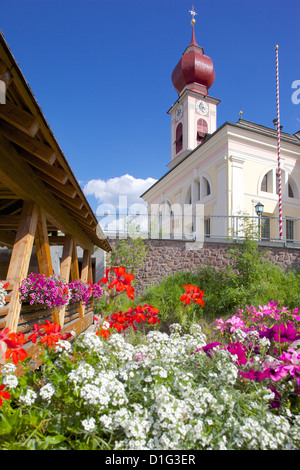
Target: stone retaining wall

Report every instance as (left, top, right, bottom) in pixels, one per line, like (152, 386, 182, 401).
(106, 238, 300, 296)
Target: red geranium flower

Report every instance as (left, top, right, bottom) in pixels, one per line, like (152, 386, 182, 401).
(0, 385, 10, 406)
(3, 331, 28, 365)
(130, 305, 146, 324)
(99, 266, 135, 300)
(96, 327, 111, 339)
(28, 323, 44, 344)
(180, 284, 205, 307)
(144, 305, 160, 325)
(39, 320, 64, 346)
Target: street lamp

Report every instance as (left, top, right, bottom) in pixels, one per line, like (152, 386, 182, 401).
(255, 202, 264, 240)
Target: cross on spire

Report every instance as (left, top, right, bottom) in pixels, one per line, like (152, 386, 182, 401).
(189, 5, 197, 24)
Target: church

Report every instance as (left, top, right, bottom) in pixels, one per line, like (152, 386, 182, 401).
(141, 15, 300, 244)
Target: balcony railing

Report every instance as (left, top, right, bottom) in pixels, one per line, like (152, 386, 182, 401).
(97, 213, 300, 246)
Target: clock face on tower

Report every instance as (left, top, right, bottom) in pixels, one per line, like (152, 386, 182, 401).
(196, 100, 208, 116)
(175, 104, 183, 121)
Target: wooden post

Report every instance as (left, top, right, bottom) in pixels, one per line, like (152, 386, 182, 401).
(70, 242, 84, 319)
(80, 249, 91, 317)
(35, 209, 53, 277)
(5, 201, 39, 332)
(88, 252, 93, 283)
(54, 235, 73, 326)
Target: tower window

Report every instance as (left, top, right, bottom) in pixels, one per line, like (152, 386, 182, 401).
(175, 122, 183, 154)
(197, 119, 208, 144)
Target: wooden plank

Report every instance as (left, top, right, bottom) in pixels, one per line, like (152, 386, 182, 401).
(0, 190, 19, 199)
(0, 100, 39, 137)
(0, 136, 95, 252)
(53, 235, 73, 326)
(0, 215, 20, 229)
(34, 209, 53, 277)
(5, 201, 39, 332)
(0, 119, 56, 164)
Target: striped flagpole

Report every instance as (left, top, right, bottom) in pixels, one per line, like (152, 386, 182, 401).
(275, 44, 283, 239)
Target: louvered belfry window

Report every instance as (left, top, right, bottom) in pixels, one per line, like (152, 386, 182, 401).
(197, 119, 208, 144)
(175, 122, 183, 154)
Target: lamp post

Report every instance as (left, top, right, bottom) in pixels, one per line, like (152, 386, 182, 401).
(255, 202, 264, 240)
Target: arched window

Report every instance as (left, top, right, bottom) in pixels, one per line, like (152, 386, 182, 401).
(261, 170, 273, 193)
(197, 119, 208, 145)
(184, 186, 192, 205)
(261, 169, 298, 199)
(287, 176, 298, 198)
(175, 122, 183, 154)
(203, 177, 211, 197)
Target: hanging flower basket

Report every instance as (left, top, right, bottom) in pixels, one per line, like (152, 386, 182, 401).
(19, 273, 70, 309)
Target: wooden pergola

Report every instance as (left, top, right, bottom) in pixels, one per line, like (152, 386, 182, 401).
(0, 32, 111, 355)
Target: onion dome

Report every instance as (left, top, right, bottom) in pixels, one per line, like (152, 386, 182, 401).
(171, 25, 215, 96)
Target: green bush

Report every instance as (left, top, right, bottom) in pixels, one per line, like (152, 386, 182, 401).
(138, 239, 300, 331)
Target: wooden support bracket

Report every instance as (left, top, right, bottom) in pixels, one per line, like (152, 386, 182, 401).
(5, 201, 39, 332)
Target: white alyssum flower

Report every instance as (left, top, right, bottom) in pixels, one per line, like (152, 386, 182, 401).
(68, 362, 95, 384)
(3, 374, 18, 389)
(77, 331, 105, 353)
(55, 339, 72, 353)
(1, 363, 17, 376)
(19, 389, 37, 406)
(82, 417, 96, 432)
(40, 383, 56, 401)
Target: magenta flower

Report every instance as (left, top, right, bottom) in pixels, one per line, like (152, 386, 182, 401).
(201, 342, 222, 357)
(292, 307, 300, 322)
(277, 347, 300, 378)
(239, 368, 269, 381)
(267, 386, 282, 410)
(227, 342, 248, 365)
(272, 322, 300, 343)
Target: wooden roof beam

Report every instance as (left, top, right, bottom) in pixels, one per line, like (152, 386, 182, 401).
(19, 149, 68, 185)
(0, 135, 95, 252)
(0, 100, 39, 137)
(0, 119, 56, 164)
(35, 171, 77, 199)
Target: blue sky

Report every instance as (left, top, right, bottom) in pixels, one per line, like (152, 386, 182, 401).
(1, 0, 299, 214)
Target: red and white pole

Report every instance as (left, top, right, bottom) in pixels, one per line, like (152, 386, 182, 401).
(275, 44, 283, 239)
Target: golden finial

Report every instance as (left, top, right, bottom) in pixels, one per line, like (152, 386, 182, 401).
(239, 107, 243, 120)
(189, 5, 197, 25)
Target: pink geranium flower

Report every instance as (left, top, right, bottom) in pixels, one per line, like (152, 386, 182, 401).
(226, 315, 245, 332)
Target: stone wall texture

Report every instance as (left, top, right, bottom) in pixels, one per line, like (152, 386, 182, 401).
(106, 238, 300, 297)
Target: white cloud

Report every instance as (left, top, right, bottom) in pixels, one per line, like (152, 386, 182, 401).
(83, 174, 156, 213)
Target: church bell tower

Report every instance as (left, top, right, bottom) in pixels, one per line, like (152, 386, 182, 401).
(168, 9, 220, 169)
